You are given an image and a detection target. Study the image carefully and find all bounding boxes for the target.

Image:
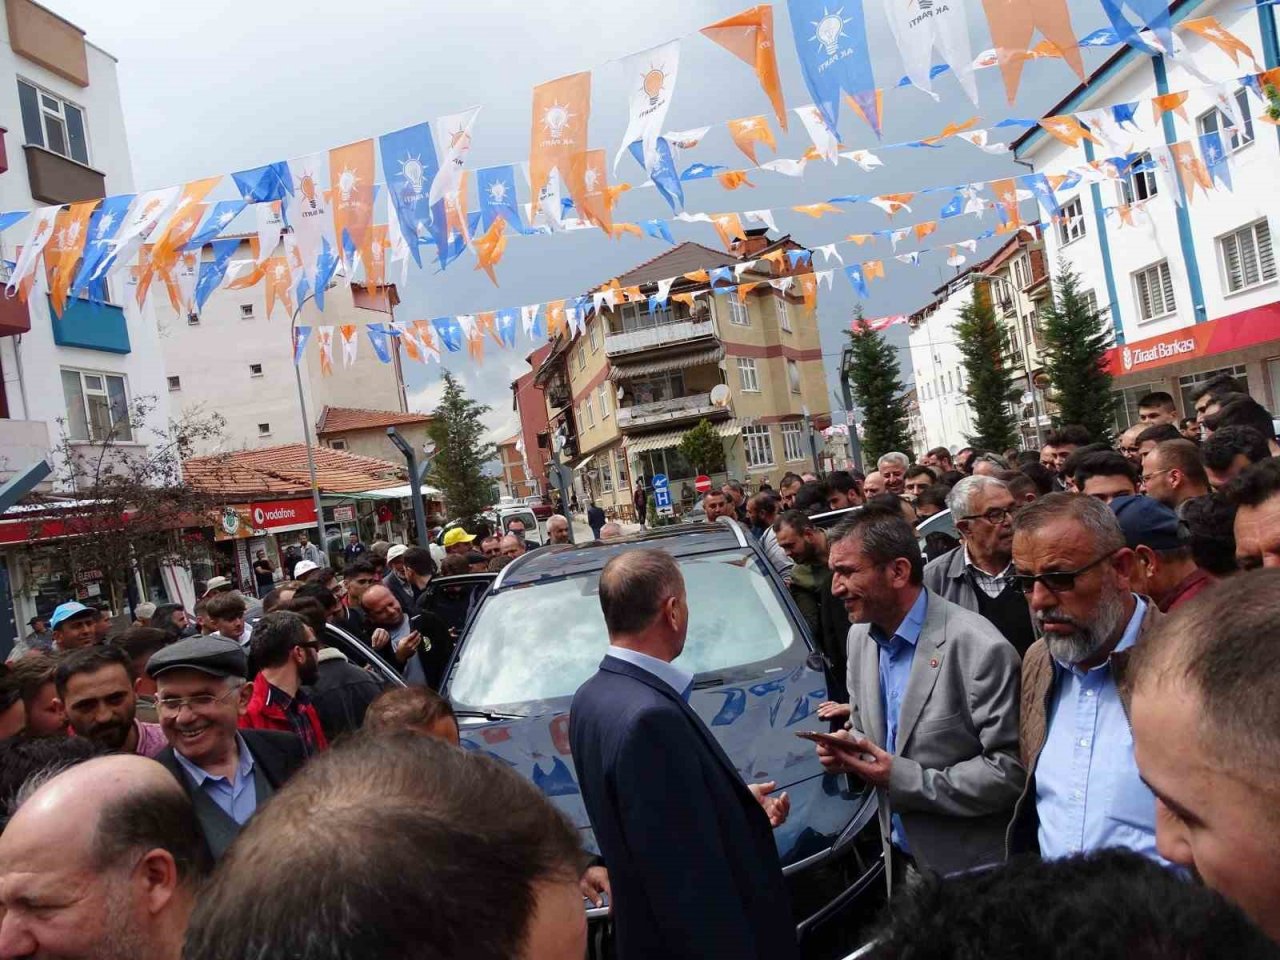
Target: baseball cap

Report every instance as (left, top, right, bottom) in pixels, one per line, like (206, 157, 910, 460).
(135, 602, 157, 620)
(386, 544, 408, 561)
(294, 559, 319, 577)
(146, 635, 247, 680)
(27, 615, 45, 626)
(442, 529, 476, 548)
(201, 576, 233, 597)
(1110, 495, 1183, 552)
(49, 601, 95, 630)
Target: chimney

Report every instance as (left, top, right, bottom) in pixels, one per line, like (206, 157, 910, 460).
(731, 227, 772, 259)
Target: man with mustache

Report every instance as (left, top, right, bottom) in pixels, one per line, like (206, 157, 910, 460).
(1007, 494, 1165, 861)
(54, 645, 166, 757)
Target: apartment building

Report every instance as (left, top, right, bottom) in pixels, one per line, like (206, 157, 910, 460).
(530, 231, 832, 519)
(1013, 0, 1280, 427)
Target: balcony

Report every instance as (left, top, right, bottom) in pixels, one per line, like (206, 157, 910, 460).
(617, 392, 727, 430)
(605, 318, 716, 358)
(0, 418, 54, 489)
(24, 145, 105, 206)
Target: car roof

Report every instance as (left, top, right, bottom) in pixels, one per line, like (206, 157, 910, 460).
(496, 523, 748, 589)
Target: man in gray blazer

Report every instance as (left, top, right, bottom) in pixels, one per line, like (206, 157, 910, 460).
(813, 505, 1025, 891)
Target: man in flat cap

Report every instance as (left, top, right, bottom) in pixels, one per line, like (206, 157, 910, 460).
(147, 636, 306, 859)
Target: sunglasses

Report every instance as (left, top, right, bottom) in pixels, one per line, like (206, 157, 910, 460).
(1014, 548, 1118, 595)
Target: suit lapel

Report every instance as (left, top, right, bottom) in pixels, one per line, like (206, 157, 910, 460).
(893, 593, 947, 754)
(854, 629, 887, 745)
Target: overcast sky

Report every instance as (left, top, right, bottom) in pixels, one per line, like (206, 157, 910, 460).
(49, 0, 1115, 445)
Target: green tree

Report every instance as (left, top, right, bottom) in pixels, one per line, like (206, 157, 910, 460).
(843, 312, 912, 463)
(677, 418, 726, 474)
(1038, 261, 1117, 443)
(1265, 82, 1280, 123)
(955, 288, 1019, 452)
(426, 371, 496, 523)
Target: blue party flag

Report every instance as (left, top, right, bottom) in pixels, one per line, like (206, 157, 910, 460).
(1199, 131, 1232, 190)
(940, 194, 964, 219)
(1111, 102, 1141, 129)
(786, 0, 881, 137)
(1023, 173, 1062, 218)
(844, 264, 868, 298)
(642, 219, 675, 244)
(380, 122, 445, 269)
(495, 308, 518, 347)
(0, 211, 28, 235)
(476, 164, 526, 235)
(709, 266, 734, 289)
(432, 316, 464, 353)
(1099, 0, 1172, 57)
(293, 326, 312, 365)
(70, 194, 135, 299)
(366, 323, 395, 363)
(186, 199, 248, 249)
(233, 162, 292, 205)
(629, 137, 684, 213)
(680, 162, 727, 181)
(787, 249, 813, 269)
(194, 238, 241, 311)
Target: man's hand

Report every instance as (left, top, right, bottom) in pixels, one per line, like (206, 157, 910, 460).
(747, 781, 791, 828)
(579, 866, 611, 910)
(395, 631, 422, 664)
(370, 628, 390, 651)
(816, 701, 851, 722)
(813, 730, 893, 786)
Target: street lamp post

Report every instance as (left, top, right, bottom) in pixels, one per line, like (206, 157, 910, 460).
(289, 293, 326, 548)
(838, 344, 865, 473)
(387, 428, 432, 547)
(548, 430, 575, 544)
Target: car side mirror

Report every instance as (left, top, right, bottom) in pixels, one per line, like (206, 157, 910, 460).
(806, 651, 830, 674)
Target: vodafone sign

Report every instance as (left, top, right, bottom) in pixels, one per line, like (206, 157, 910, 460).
(249, 499, 317, 531)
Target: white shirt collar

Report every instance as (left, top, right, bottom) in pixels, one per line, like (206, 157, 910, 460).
(607, 645, 695, 700)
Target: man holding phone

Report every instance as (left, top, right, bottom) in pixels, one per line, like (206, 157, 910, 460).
(811, 506, 1025, 892)
(357, 585, 451, 687)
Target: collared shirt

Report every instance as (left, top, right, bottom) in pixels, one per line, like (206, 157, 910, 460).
(263, 682, 321, 756)
(1036, 596, 1164, 861)
(133, 719, 167, 758)
(870, 588, 929, 853)
(1155, 568, 1216, 613)
(963, 547, 1016, 600)
(607, 645, 694, 701)
(384, 614, 427, 686)
(173, 733, 258, 825)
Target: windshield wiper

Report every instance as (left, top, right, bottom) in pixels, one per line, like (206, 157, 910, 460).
(453, 708, 528, 721)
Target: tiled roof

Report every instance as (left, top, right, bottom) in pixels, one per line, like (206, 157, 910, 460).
(315, 406, 432, 435)
(185, 444, 406, 497)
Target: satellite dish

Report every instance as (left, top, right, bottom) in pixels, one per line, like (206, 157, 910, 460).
(1019, 391, 1033, 405)
(616, 384, 625, 401)
(710, 384, 732, 408)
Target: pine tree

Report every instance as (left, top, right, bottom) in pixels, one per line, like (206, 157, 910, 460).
(677, 418, 726, 475)
(843, 312, 912, 463)
(426, 371, 497, 523)
(954, 287, 1019, 452)
(1038, 261, 1117, 443)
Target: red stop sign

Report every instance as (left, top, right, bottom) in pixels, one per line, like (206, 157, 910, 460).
(694, 474, 713, 494)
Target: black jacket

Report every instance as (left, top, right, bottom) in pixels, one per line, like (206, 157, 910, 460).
(155, 728, 305, 860)
(308, 649, 383, 740)
(570, 656, 798, 960)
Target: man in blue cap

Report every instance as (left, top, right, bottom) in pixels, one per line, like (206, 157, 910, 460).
(1110, 496, 1216, 613)
(48, 602, 99, 652)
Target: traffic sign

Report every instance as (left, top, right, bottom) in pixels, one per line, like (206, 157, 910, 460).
(652, 473, 668, 490)
(694, 474, 712, 494)
(654, 485, 673, 516)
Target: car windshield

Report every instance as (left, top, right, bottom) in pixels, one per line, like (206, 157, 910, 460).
(447, 549, 799, 709)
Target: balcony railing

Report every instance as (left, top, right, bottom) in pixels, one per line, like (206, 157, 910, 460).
(617, 392, 723, 429)
(605, 319, 715, 357)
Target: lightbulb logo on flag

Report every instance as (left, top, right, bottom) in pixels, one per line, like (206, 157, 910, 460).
(811, 7, 855, 57)
(642, 64, 669, 107)
(542, 101, 576, 142)
(397, 154, 428, 202)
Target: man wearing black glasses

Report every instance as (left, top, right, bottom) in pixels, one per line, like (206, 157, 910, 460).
(924, 477, 1035, 656)
(1006, 494, 1165, 864)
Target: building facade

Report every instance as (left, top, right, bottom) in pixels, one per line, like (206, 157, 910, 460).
(529, 233, 832, 520)
(314, 406, 432, 464)
(1014, 0, 1280, 428)
(159, 243, 408, 454)
(496, 433, 536, 499)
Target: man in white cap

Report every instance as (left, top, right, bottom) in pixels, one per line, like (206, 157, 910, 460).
(134, 602, 157, 627)
(382, 544, 417, 616)
(48, 602, 100, 652)
(200, 576, 233, 599)
(292, 560, 319, 580)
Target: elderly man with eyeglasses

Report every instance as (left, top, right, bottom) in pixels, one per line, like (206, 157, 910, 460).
(147, 635, 307, 859)
(923, 477, 1035, 656)
(1006, 493, 1166, 864)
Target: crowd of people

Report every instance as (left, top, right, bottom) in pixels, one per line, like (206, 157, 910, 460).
(0, 371, 1277, 958)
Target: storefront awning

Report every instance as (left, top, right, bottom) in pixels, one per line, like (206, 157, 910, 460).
(608, 345, 725, 381)
(623, 420, 741, 456)
(569, 453, 596, 472)
(353, 484, 443, 500)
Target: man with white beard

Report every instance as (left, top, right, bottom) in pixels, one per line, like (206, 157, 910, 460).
(1004, 493, 1167, 862)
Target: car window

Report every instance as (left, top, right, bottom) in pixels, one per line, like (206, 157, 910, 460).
(448, 550, 798, 709)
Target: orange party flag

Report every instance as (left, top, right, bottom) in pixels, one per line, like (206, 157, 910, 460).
(1116, 204, 1135, 227)
(712, 212, 746, 250)
(717, 170, 755, 190)
(846, 234, 873, 246)
(623, 285, 645, 302)
(466, 322, 485, 364)
(477, 311, 503, 349)
(414, 319, 441, 363)
(263, 256, 295, 319)
(134, 244, 157, 309)
(1170, 142, 1212, 203)
(683, 269, 710, 283)
(364, 224, 390, 290)
(760, 249, 787, 271)
(979, 0, 1084, 103)
(991, 179, 1022, 226)
(736, 281, 759, 302)
(546, 300, 568, 338)
(921, 117, 981, 146)
(843, 90, 885, 140)
(1180, 17, 1257, 66)
(45, 200, 97, 317)
(1153, 91, 1190, 124)
(701, 6, 787, 131)
(792, 202, 841, 219)
(798, 273, 818, 316)
(530, 72, 592, 225)
(1039, 115, 1101, 147)
(472, 217, 507, 286)
(569, 148, 613, 232)
(863, 260, 885, 282)
(609, 222, 644, 238)
(727, 115, 776, 164)
(329, 138, 376, 285)
(913, 221, 938, 243)
(671, 292, 697, 310)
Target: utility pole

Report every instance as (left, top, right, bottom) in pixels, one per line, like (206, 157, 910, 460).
(838, 344, 865, 473)
(387, 428, 432, 547)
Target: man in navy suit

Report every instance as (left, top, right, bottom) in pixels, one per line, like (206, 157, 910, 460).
(569, 549, 799, 960)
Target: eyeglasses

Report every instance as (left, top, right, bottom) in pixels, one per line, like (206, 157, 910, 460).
(960, 507, 1014, 525)
(155, 687, 241, 715)
(1141, 468, 1173, 485)
(1014, 549, 1119, 595)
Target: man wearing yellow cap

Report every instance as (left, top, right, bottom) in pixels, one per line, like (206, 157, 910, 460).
(442, 527, 476, 557)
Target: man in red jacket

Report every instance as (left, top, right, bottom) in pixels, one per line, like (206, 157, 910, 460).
(241, 611, 327, 756)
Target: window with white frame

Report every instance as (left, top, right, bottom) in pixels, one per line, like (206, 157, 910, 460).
(1133, 261, 1177, 321)
(60, 369, 132, 443)
(1057, 197, 1087, 245)
(1012, 256, 1030, 290)
(1219, 219, 1275, 294)
(775, 296, 792, 333)
(239, 304, 254, 319)
(781, 421, 805, 462)
(742, 424, 774, 468)
(598, 383, 612, 419)
(1197, 89, 1255, 153)
(1119, 152, 1158, 205)
(787, 359, 801, 394)
(167, 376, 181, 392)
(585, 395, 595, 427)
(589, 320, 600, 352)
(737, 357, 760, 392)
(727, 296, 751, 326)
(577, 345, 586, 372)
(17, 79, 88, 165)
(599, 457, 613, 492)
(614, 449, 629, 489)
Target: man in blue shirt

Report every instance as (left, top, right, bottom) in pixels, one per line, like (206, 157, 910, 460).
(1007, 493, 1165, 862)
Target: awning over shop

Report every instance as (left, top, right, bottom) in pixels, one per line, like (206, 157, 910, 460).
(568, 453, 596, 473)
(623, 419, 741, 456)
(353, 484, 444, 500)
(608, 345, 725, 382)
